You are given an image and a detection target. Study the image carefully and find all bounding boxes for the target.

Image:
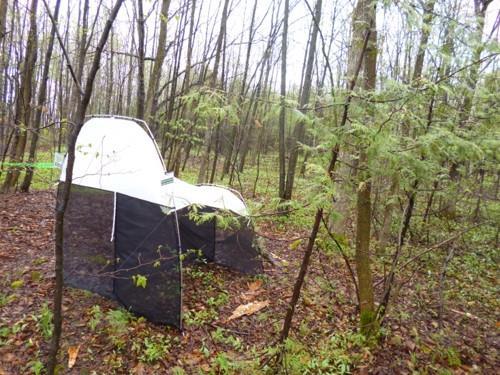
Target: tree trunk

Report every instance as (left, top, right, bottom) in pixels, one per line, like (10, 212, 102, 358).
(197, 0, 229, 183)
(136, 0, 146, 120)
(104, 28, 114, 113)
(278, 0, 289, 199)
(283, 0, 322, 200)
(0, 0, 7, 42)
(69, 0, 89, 122)
(144, 0, 171, 122)
(125, 27, 135, 117)
(20, 0, 61, 192)
(352, 0, 377, 335)
(278, 9, 371, 346)
(380, 0, 435, 246)
(473, 168, 485, 220)
(222, 0, 258, 178)
(443, 0, 490, 217)
(1, 0, 38, 193)
(47, 1, 124, 373)
(171, 0, 197, 174)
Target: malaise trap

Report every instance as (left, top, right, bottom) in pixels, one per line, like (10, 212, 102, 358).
(59, 116, 262, 328)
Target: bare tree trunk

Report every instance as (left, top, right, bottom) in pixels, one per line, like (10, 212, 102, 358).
(438, 246, 456, 328)
(20, 0, 61, 192)
(1, 0, 38, 193)
(379, 0, 436, 246)
(197, 0, 229, 183)
(283, 0, 322, 200)
(378, 175, 398, 249)
(69, 0, 89, 121)
(125, 25, 135, 117)
(443, 0, 491, 217)
(236, 42, 273, 174)
(0, 0, 7, 42)
(278, 16, 371, 347)
(228, 5, 280, 182)
(278, 0, 288, 199)
(105, 28, 114, 113)
(47, 1, 124, 373)
(412, 0, 436, 82)
(136, 0, 145, 119)
(144, 0, 171, 122)
(352, 0, 377, 335)
(473, 167, 485, 220)
(222, 0, 258, 178)
(171, 0, 197, 175)
(0, 0, 11, 157)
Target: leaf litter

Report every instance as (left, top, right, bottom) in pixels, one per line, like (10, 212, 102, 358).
(0, 190, 498, 373)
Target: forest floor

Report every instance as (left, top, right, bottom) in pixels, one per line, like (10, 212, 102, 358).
(0, 189, 498, 374)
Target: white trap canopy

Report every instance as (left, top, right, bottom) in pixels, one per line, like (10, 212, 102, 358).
(60, 117, 248, 215)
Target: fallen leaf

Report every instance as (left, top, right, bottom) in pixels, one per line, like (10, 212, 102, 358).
(241, 280, 263, 301)
(184, 350, 204, 366)
(405, 339, 416, 352)
(389, 335, 403, 346)
(1, 353, 18, 364)
(247, 279, 262, 292)
(68, 345, 81, 369)
(302, 295, 315, 307)
(131, 362, 146, 375)
(226, 300, 269, 322)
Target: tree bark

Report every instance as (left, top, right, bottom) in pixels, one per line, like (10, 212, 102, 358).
(278, 16, 371, 346)
(136, 0, 146, 120)
(443, 0, 490, 217)
(379, 0, 435, 247)
(144, 0, 171, 122)
(283, 0, 322, 200)
(20, 0, 61, 192)
(0, 0, 7, 42)
(222, 0, 258, 178)
(1, 0, 38, 193)
(69, 0, 89, 122)
(105, 28, 114, 113)
(197, 0, 229, 183)
(47, 1, 124, 372)
(278, 0, 289, 199)
(352, 0, 377, 335)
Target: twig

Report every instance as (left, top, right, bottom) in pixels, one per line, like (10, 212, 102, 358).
(249, 203, 311, 218)
(320, 215, 360, 307)
(253, 230, 308, 242)
(397, 222, 486, 272)
(41, 0, 84, 97)
(438, 245, 455, 328)
(209, 323, 250, 336)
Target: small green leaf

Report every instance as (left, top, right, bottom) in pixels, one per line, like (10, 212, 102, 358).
(132, 274, 148, 288)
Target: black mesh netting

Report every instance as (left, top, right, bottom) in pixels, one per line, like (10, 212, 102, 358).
(63, 183, 262, 328)
(113, 193, 181, 327)
(178, 207, 215, 265)
(215, 219, 263, 274)
(178, 207, 262, 274)
(63, 184, 115, 298)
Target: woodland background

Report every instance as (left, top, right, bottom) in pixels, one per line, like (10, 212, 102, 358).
(0, 0, 499, 373)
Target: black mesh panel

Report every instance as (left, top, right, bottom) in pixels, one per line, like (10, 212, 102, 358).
(215, 220, 263, 275)
(178, 207, 215, 265)
(114, 194, 181, 327)
(63, 184, 115, 298)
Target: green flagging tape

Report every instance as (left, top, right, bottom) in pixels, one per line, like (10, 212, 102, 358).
(2, 162, 59, 169)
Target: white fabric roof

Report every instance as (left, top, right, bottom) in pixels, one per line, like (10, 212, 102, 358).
(60, 117, 248, 216)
